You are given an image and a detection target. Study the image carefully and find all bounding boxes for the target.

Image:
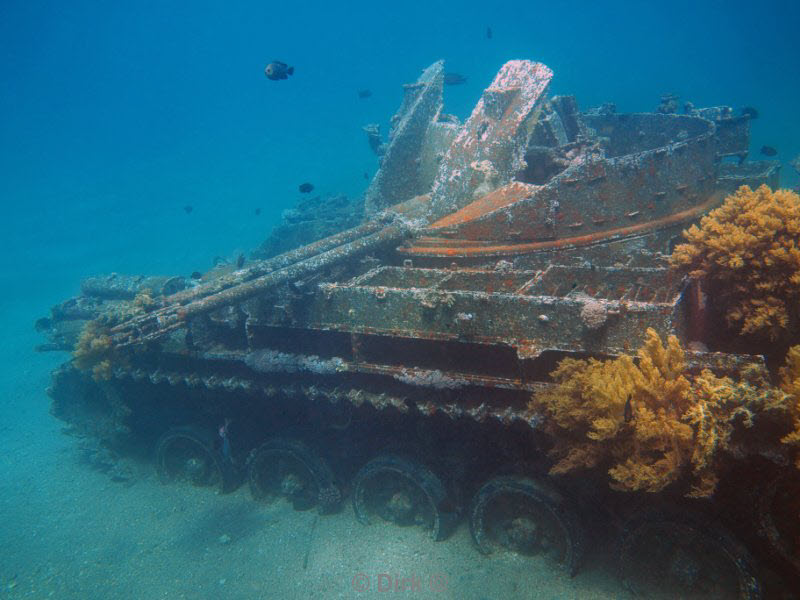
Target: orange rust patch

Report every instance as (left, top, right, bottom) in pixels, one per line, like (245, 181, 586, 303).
(404, 191, 723, 257)
(428, 182, 535, 229)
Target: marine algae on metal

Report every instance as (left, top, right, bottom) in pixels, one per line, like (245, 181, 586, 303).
(670, 184, 800, 342)
(73, 320, 115, 380)
(530, 329, 797, 498)
(73, 289, 157, 380)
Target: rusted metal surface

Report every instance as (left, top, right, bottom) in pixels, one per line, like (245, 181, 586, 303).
(428, 60, 553, 220)
(684, 351, 769, 379)
(526, 96, 585, 148)
(296, 265, 686, 356)
(110, 361, 544, 424)
(403, 191, 724, 257)
(418, 116, 460, 194)
(104, 344, 767, 426)
(168, 219, 387, 305)
(364, 61, 445, 214)
(110, 221, 411, 347)
(690, 106, 750, 160)
(422, 114, 719, 246)
(81, 274, 187, 299)
(426, 181, 538, 230)
(718, 161, 781, 193)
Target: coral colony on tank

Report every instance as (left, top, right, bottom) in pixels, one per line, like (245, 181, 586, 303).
(36, 58, 800, 598)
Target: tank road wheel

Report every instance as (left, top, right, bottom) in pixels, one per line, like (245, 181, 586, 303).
(469, 476, 585, 576)
(352, 454, 459, 541)
(155, 426, 238, 493)
(757, 471, 800, 575)
(247, 438, 341, 513)
(618, 507, 761, 599)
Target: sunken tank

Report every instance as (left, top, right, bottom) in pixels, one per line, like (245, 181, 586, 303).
(37, 60, 798, 598)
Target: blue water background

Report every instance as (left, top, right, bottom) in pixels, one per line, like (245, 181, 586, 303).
(1, 0, 798, 454)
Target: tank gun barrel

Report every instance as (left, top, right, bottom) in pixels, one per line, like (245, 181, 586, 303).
(109, 219, 412, 348)
(169, 219, 388, 305)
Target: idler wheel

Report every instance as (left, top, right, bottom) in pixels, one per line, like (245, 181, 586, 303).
(757, 471, 800, 574)
(469, 476, 585, 576)
(154, 425, 238, 493)
(352, 455, 459, 541)
(248, 438, 340, 513)
(618, 507, 761, 599)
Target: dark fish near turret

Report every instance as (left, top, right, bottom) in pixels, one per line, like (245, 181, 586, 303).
(444, 73, 467, 86)
(741, 106, 759, 119)
(265, 61, 294, 81)
(298, 182, 314, 193)
(358, 89, 372, 99)
(761, 145, 777, 157)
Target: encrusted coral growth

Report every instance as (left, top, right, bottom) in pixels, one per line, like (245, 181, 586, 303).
(531, 328, 794, 497)
(73, 289, 157, 380)
(244, 349, 347, 375)
(580, 299, 608, 330)
(683, 365, 790, 497)
(670, 185, 800, 342)
(131, 288, 157, 312)
(393, 367, 469, 389)
(779, 346, 800, 466)
(73, 320, 115, 381)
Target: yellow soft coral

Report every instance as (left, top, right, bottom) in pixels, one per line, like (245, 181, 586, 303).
(533, 329, 693, 493)
(681, 367, 781, 497)
(531, 329, 795, 497)
(670, 185, 800, 342)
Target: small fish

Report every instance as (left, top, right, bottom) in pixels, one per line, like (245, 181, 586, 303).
(363, 172, 369, 180)
(624, 395, 633, 423)
(357, 89, 372, 99)
(236, 253, 245, 268)
(760, 145, 777, 157)
(190, 271, 203, 280)
(218, 418, 233, 462)
(183, 205, 193, 214)
(298, 182, 314, 193)
(741, 106, 758, 119)
(255, 207, 261, 215)
(486, 26, 492, 39)
(444, 72, 467, 86)
(264, 61, 294, 81)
